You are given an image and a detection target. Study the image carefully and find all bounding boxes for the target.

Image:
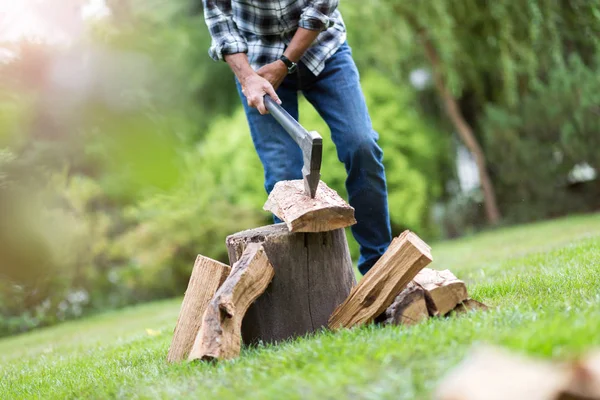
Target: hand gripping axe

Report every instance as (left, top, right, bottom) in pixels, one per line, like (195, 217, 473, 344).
(264, 95, 322, 198)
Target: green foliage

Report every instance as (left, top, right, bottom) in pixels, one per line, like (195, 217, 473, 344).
(483, 54, 600, 221)
(346, 0, 600, 226)
(116, 110, 267, 295)
(0, 164, 123, 336)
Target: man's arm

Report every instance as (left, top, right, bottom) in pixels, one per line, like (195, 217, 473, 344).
(257, 0, 339, 88)
(203, 0, 248, 62)
(203, 0, 280, 114)
(225, 53, 281, 115)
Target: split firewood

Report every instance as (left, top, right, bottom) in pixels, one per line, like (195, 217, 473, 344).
(329, 230, 432, 329)
(188, 243, 274, 361)
(435, 346, 574, 400)
(263, 180, 356, 233)
(413, 268, 468, 316)
(382, 282, 429, 326)
(166, 255, 231, 363)
(450, 299, 489, 316)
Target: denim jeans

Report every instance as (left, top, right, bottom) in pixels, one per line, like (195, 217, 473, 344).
(236, 42, 392, 275)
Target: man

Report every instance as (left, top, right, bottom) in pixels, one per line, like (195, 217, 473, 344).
(202, 0, 392, 275)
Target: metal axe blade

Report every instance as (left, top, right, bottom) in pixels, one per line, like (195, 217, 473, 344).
(264, 95, 322, 198)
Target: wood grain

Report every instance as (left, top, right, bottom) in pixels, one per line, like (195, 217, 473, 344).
(188, 243, 274, 361)
(263, 180, 356, 233)
(414, 268, 468, 316)
(166, 255, 230, 363)
(383, 282, 429, 326)
(329, 230, 432, 329)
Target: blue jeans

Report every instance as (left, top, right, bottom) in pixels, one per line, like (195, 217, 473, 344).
(236, 42, 392, 275)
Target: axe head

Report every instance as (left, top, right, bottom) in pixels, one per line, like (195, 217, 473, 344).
(302, 131, 322, 198)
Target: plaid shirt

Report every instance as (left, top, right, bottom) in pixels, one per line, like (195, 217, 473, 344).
(202, 0, 346, 76)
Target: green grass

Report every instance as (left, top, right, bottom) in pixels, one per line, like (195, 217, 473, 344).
(2, 213, 600, 399)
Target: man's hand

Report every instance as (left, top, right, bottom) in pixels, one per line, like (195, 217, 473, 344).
(256, 60, 288, 90)
(241, 73, 281, 115)
(225, 53, 281, 115)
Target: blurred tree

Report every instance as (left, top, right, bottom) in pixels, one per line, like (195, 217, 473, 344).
(344, 0, 600, 225)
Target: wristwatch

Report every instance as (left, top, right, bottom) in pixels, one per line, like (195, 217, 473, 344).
(279, 55, 298, 75)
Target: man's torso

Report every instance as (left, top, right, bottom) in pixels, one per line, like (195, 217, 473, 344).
(216, 0, 347, 75)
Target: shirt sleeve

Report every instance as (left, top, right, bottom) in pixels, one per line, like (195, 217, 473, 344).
(299, 0, 339, 32)
(203, 0, 248, 61)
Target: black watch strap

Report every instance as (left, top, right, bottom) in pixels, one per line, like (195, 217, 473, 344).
(280, 55, 297, 74)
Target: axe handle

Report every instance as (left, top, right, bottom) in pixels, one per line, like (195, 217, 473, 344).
(264, 95, 311, 149)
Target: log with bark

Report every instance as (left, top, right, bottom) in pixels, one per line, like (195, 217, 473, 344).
(450, 299, 489, 316)
(329, 230, 432, 329)
(166, 255, 231, 363)
(263, 179, 356, 233)
(188, 243, 274, 361)
(227, 223, 356, 345)
(381, 282, 429, 326)
(414, 268, 469, 316)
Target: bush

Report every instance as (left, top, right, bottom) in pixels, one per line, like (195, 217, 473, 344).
(0, 157, 125, 336)
(483, 55, 600, 221)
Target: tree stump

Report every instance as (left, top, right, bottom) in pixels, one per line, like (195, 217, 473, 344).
(226, 223, 356, 345)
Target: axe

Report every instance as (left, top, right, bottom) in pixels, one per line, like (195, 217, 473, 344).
(264, 95, 322, 198)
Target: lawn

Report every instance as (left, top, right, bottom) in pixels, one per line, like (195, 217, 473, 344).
(2, 213, 600, 399)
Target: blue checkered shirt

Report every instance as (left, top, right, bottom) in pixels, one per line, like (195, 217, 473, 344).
(202, 0, 347, 76)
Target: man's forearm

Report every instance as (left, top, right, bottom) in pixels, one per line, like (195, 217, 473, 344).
(283, 28, 320, 63)
(224, 53, 257, 84)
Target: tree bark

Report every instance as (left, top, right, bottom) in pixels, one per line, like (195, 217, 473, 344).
(382, 282, 429, 326)
(414, 268, 469, 316)
(420, 29, 501, 225)
(188, 243, 274, 361)
(226, 223, 356, 344)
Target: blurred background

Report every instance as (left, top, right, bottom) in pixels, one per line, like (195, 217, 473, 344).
(1, 0, 598, 337)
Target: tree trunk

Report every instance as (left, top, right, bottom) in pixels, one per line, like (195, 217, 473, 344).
(226, 223, 356, 344)
(420, 30, 501, 225)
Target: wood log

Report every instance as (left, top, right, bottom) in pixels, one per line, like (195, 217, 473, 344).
(414, 268, 468, 316)
(263, 179, 356, 233)
(435, 346, 574, 400)
(226, 223, 356, 345)
(450, 299, 489, 316)
(329, 230, 432, 329)
(188, 243, 274, 361)
(382, 282, 429, 326)
(166, 255, 230, 363)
